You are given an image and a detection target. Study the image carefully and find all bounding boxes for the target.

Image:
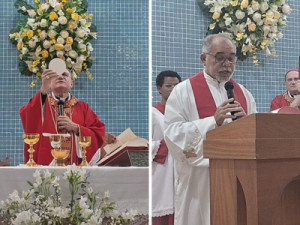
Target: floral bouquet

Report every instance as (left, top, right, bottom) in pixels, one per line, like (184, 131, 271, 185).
(0, 165, 137, 225)
(9, 0, 97, 87)
(198, 0, 291, 64)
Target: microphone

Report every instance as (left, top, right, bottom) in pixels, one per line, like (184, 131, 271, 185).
(58, 99, 65, 116)
(224, 81, 238, 120)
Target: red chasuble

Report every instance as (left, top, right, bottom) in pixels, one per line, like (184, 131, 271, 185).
(190, 72, 247, 118)
(19, 91, 105, 165)
(270, 93, 291, 111)
(153, 102, 168, 164)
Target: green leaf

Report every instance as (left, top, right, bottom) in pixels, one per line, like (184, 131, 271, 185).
(14, 0, 35, 16)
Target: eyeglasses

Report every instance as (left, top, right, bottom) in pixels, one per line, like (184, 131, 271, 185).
(206, 53, 237, 64)
(286, 78, 299, 83)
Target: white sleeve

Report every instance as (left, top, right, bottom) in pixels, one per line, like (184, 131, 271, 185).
(164, 82, 216, 167)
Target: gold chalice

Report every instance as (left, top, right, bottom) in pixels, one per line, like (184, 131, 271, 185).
(50, 134, 69, 166)
(23, 133, 40, 166)
(78, 136, 91, 166)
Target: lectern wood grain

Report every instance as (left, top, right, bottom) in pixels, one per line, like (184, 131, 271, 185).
(204, 113, 300, 225)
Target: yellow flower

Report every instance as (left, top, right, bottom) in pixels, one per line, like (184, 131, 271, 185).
(49, 12, 58, 21)
(236, 32, 244, 41)
(51, 39, 56, 44)
(260, 39, 268, 49)
(17, 42, 23, 50)
(38, 9, 43, 16)
(34, 0, 39, 3)
(66, 8, 76, 14)
(41, 50, 49, 59)
(66, 37, 73, 45)
(32, 60, 40, 68)
(248, 22, 256, 32)
(240, 0, 249, 9)
(230, 0, 238, 7)
(26, 30, 34, 39)
(71, 13, 79, 21)
(86, 22, 91, 27)
(88, 14, 93, 20)
(54, 43, 64, 51)
(212, 11, 221, 20)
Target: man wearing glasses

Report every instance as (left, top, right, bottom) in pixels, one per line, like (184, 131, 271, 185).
(270, 69, 299, 111)
(20, 67, 105, 166)
(164, 33, 257, 225)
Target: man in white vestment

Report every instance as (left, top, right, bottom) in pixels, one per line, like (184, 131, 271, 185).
(164, 33, 257, 225)
(152, 70, 181, 225)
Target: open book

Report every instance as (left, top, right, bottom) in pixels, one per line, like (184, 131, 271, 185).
(97, 128, 148, 166)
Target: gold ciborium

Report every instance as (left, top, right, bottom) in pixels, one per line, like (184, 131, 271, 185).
(23, 133, 40, 166)
(78, 136, 91, 166)
(50, 134, 69, 166)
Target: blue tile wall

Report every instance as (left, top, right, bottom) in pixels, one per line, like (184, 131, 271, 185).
(152, 0, 300, 115)
(0, 0, 149, 166)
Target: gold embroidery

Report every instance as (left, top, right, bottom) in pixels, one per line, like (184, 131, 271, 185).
(283, 91, 294, 104)
(47, 94, 78, 165)
(183, 149, 197, 158)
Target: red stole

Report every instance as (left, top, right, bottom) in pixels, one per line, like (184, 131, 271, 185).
(154, 102, 165, 114)
(189, 72, 247, 118)
(153, 102, 168, 164)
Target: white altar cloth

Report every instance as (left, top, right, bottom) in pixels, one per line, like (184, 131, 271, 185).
(0, 166, 148, 215)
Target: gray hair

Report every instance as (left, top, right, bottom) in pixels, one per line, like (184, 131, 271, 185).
(202, 33, 235, 54)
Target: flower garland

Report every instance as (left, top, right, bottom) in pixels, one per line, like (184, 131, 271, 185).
(0, 165, 137, 225)
(198, 0, 291, 64)
(9, 0, 97, 87)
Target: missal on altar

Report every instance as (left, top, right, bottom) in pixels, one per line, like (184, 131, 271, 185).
(97, 128, 148, 166)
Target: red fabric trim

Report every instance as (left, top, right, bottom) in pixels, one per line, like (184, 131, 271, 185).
(189, 72, 248, 118)
(154, 102, 165, 115)
(153, 139, 168, 164)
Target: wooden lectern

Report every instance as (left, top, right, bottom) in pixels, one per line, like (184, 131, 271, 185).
(204, 113, 300, 225)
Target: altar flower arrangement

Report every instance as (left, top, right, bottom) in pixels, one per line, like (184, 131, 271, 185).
(9, 0, 97, 87)
(198, 0, 291, 64)
(0, 165, 137, 225)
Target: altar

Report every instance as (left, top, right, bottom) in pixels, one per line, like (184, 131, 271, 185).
(0, 166, 149, 221)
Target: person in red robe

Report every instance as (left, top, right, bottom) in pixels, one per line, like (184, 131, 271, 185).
(270, 69, 299, 111)
(20, 68, 105, 166)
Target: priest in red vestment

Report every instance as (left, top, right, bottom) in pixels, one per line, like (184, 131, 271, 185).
(270, 69, 299, 111)
(20, 68, 105, 165)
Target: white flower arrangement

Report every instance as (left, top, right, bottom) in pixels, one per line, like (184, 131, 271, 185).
(9, 0, 97, 87)
(0, 165, 137, 225)
(198, 0, 291, 64)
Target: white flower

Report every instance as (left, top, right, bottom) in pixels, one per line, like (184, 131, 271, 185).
(60, 30, 69, 39)
(26, 18, 35, 28)
(252, 12, 262, 23)
(282, 4, 291, 14)
(68, 50, 78, 59)
(78, 43, 87, 52)
(260, 2, 269, 13)
(49, 0, 60, 8)
(251, 1, 260, 11)
(48, 30, 57, 39)
(64, 44, 72, 51)
(57, 36, 65, 44)
(43, 40, 51, 49)
(51, 21, 59, 27)
(40, 3, 50, 11)
(27, 9, 36, 18)
(224, 17, 232, 26)
(21, 47, 28, 55)
(58, 16, 68, 25)
(57, 51, 64, 58)
(40, 19, 48, 28)
(76, 29, 86, 38)
(235, 10, 245, 20)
